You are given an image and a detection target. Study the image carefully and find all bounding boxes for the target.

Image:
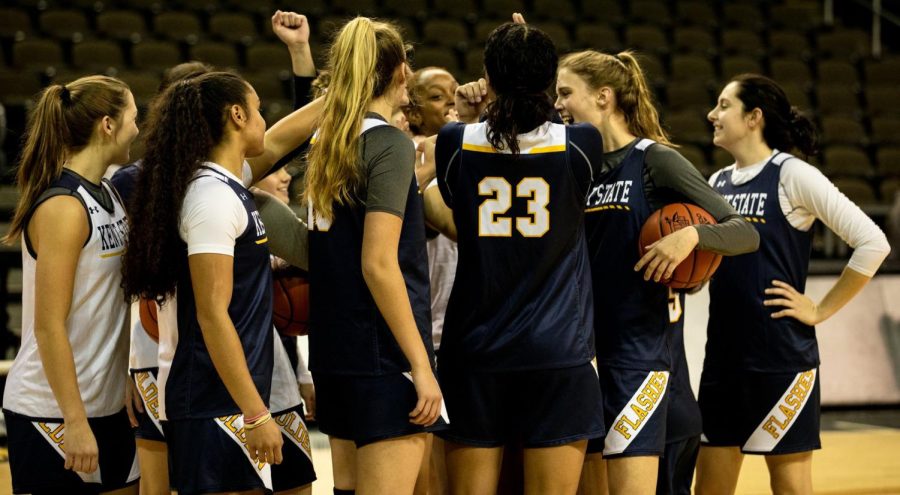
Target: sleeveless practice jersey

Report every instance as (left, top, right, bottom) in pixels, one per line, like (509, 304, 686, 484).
(435, 121, 600, 371)
(4, 170, 129, 418)
(166, 165, 274, 419)
(665, 290, 703, 442)
(307, 118, 433, 375)
(587, 139, 673, 370)
(707, 152, 816, 372)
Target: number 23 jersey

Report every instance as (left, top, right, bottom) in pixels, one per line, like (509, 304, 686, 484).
(436, 121, 603, 371)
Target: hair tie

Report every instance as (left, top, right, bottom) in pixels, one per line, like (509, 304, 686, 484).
(59, 85, 71, 105)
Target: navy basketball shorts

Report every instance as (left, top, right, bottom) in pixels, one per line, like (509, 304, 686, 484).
(657, 435, 700, 495)
(588, 367, 670, 457)
(271, 404, 317, 491)
(314, 371, 449, 447)
(130, 368, 165, 442)
(4, 408, 140, 494)
(166, 410, 310, 495)
(437, 362, 605, 448)
(698, 367, 821, 455)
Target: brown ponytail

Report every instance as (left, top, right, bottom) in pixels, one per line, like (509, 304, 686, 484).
(5, 76, 129, 243)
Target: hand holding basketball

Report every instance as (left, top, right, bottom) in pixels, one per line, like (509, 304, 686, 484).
(637, 203, 723, 289)
(635, 227, 700, 283)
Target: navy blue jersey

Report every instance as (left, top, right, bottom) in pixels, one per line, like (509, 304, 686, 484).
(110, 161, 141, 205)
(435, 121, 601, 371)
(167, 166, 274, 419)
(666, 290, 703, 442)
(587, 139, 673, 370)
(707, 152, 815, 372)
(307, 119, 433, 376)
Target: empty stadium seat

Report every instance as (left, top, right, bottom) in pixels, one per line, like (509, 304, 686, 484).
(675, 2, 717, 29)
(721, 30, 764, 57)
(770, 58, 813, 85)
(831, 177, 876, 204)
(880, 178, 900, 203)
(581, 0, 625, 23)
(770, 2, 822, 32)
(532, 22, 571, 50)
(131, 40, 182, 71)
(154, 11, 202, 43)
(117, 70, 161, 105)
(672, 27, 715, 56)
(817, 60, 860, 85)
(481, 0, 525, 20)
(422, 19, 469, 49)
(722, 4, 764, 31)
(624, 26, 667, 55)
(864, 57, 900, 87)
(769, 31, 812, 59)
(664, 111, 711, 146)
(665, 84, 712, 113)
(574, 24, 621, 51)
(96, 10, 148, 42)
(72, 40, 125, 71)
(0, 71, 43, 105)
(866, 86, 900, 119)
(330, 0, 378, 16)
(816, 29, 869, 60)
(670, 55, 715, 83)
(816, 85, 862, 117)
(412, 47, 460, 76)
(721, 56, 762, 80)
(876, 147, 900, 177)
(871, 117, 900, 145)
(823, 145, 873, 177)
(244, 71, 288, 101)
(12, 39, 64, 70)
(190, 42, 239, 69)
(245, 42, 292, 73)
(209, 13, 258, 45)
(0, 8, 34, 41)
(629, 0, 671, 28)
(39, 9, 89, 42)
(533, 0, 575, 23)
(820, 116, 867, 146)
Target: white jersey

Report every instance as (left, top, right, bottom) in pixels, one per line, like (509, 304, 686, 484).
(270, 331, 302, 413)
(710, 150, 891, 276)
(4, 172, 129, 418)
(425, 180, 458, 350)
(129, 300, 159, 370)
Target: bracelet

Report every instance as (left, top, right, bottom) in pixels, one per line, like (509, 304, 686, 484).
(244, 410, 269, 425)
(244, 413, 272, 431)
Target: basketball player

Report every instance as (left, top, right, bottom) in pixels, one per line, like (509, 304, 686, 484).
(121, 71, 322, 494)
(304, 17, 443, 495)
(425, 22, 605, 494)
(404, 65, 460, 495)
(2, 76, 140, 494)
(696, 74, 891, 495)
(553, 50, 759, 495)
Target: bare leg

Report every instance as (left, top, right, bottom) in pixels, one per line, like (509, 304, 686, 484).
(430, 435, 449, 495)
(134, 438, 169, 495)
(414, 433, 434, 495)
(357, 433, 427, 495)
(577, 453, 609, 495)
(523, 440, 587, 495)
(766, 451, 813, 495)
(330, 437, 358, 492)
(445, 441, 504, 495)
(695, 446, 743, 495)
(606, 456, 658, 495)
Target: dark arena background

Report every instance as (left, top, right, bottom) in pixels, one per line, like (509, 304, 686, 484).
(0, 0, 899, 493)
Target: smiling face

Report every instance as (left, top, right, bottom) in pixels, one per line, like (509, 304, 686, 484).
(708, 81, 755, 152)
(256, 166, 292, 204)
(554, 68, 603, 125)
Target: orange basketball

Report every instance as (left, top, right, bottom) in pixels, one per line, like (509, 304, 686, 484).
(272, 269, 310, 337)
(139, 297, 159, 343)
(638, 203, 723, 289)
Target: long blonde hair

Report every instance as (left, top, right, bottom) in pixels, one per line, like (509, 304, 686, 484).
(305, 17, 406, 221)
(5, 75, 129, 243)
(559, 50, 674, 146)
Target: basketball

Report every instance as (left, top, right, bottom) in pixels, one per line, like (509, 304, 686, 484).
(272, 269, 310, 337)
(638, 203, 723, 289)
(139, 297, 159, 342)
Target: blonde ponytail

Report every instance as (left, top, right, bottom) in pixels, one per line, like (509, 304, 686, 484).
(305, 17, 406, 221)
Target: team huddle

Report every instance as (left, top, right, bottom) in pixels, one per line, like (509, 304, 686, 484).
(0, 9, 891, 495)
